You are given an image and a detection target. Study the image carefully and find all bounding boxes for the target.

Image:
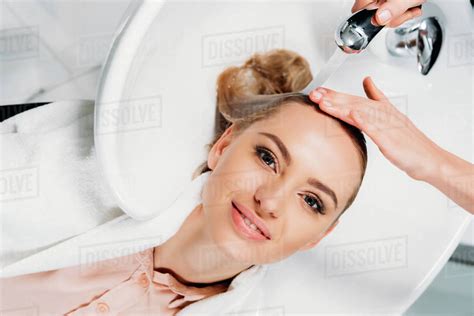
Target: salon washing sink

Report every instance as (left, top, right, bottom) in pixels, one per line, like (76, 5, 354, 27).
(94, 0, 472, 314)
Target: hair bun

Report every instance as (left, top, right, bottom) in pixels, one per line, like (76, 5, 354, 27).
(216, 49, 312, 121)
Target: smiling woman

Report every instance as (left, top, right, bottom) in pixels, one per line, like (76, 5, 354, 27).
(188, 49, 368, 273)
(0, 49, 368, 315)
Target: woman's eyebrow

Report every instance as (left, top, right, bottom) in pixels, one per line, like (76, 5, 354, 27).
(307, 178, 338, 209)
(258, 132, 291, 165)
(258, 132, 338, 208)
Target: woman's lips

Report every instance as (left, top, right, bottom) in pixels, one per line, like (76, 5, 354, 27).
(230, 202, 270, 241)
(232, 200, 271, 239)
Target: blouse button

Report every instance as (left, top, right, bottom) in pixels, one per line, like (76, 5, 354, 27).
(139, 272, 150, 288)
(96, 302, 110, 313)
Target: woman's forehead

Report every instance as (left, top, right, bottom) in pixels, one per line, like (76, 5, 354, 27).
(251, 102, 356, 155)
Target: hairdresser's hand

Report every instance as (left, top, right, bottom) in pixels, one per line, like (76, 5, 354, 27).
(352, 0, 425, 28)
(310, 77, 439, 180)
(309, 77, 474, 214)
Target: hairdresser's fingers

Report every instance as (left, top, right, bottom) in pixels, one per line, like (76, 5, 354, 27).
(348, 109, 380, 141)
(310, 87, 368, 107)
(351, 0, 375, 13)
(310, 85, 443, 181)
(309, 87, 388, 130)
(309, 89, 358, 126)
(361, 78, 410, 129)
(310, 85, 409, 138)
(350, 103, 441, 181)
(375, 0, 425, 26)
(349, 98, 406, 134)
(349, 107, 409, 168)
(387, 6, 423, 27)
(340, 97, 412, 169)
(362, 76, 388, 101)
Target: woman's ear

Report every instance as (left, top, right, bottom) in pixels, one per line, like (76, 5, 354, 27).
(299, 220, 340, 251)
(207, 124, 235, 170)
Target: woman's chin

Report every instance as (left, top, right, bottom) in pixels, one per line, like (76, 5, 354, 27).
(211, 228, 252, 264)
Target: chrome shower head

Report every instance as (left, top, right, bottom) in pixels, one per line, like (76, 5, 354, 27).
(335, 8, 385, 54)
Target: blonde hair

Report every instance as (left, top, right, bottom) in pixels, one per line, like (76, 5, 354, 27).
(192, 49, 367, 211)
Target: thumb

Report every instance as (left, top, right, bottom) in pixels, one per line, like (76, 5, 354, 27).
(362, 76, 387, 101)
(375, 0, 417, 25)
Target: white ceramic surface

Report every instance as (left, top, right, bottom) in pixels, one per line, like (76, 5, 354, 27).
(94, 0, 473, 313)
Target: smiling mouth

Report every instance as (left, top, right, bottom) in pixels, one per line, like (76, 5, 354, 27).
(232, 202, 270, 240)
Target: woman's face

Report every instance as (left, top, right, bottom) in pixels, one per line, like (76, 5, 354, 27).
(202, 102, 363, 265)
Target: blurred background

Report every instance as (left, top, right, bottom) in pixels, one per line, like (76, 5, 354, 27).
(0, 0, 472, 314)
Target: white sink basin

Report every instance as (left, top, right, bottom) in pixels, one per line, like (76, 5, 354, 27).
(94, 0, 473, 314)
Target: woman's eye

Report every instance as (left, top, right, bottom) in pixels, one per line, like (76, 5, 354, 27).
(303, 194, 326, 215)
(255, 146, 277, 171)
(255, 145, 325, 215)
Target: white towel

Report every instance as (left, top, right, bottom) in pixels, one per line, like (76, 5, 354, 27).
(0, 100, 123, 268)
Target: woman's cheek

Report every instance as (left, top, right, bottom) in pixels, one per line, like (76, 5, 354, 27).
(225, 154, 264, 187)
(289, 216, 318, 246)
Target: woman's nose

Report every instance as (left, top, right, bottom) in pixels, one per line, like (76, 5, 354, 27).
(254, 181, 288, 217)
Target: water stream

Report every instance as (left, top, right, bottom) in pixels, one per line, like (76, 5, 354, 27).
(302, 47, 349, 94)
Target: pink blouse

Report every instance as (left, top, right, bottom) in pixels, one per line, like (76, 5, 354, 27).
(0, 247, 232, 315)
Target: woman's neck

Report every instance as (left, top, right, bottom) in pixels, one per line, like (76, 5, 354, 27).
(153, 203, 252, 285)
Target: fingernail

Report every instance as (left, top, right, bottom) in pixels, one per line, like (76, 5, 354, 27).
(312, 91, 323, 100)
(323, 101, 333, 107)
(377, 9, 392, 23)
(317, 88, 327, 94)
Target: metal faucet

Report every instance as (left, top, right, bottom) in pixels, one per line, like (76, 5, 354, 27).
(335, 8, 385, 54)
(385, 17, 443, 75)
(335, 4, 442, 75)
